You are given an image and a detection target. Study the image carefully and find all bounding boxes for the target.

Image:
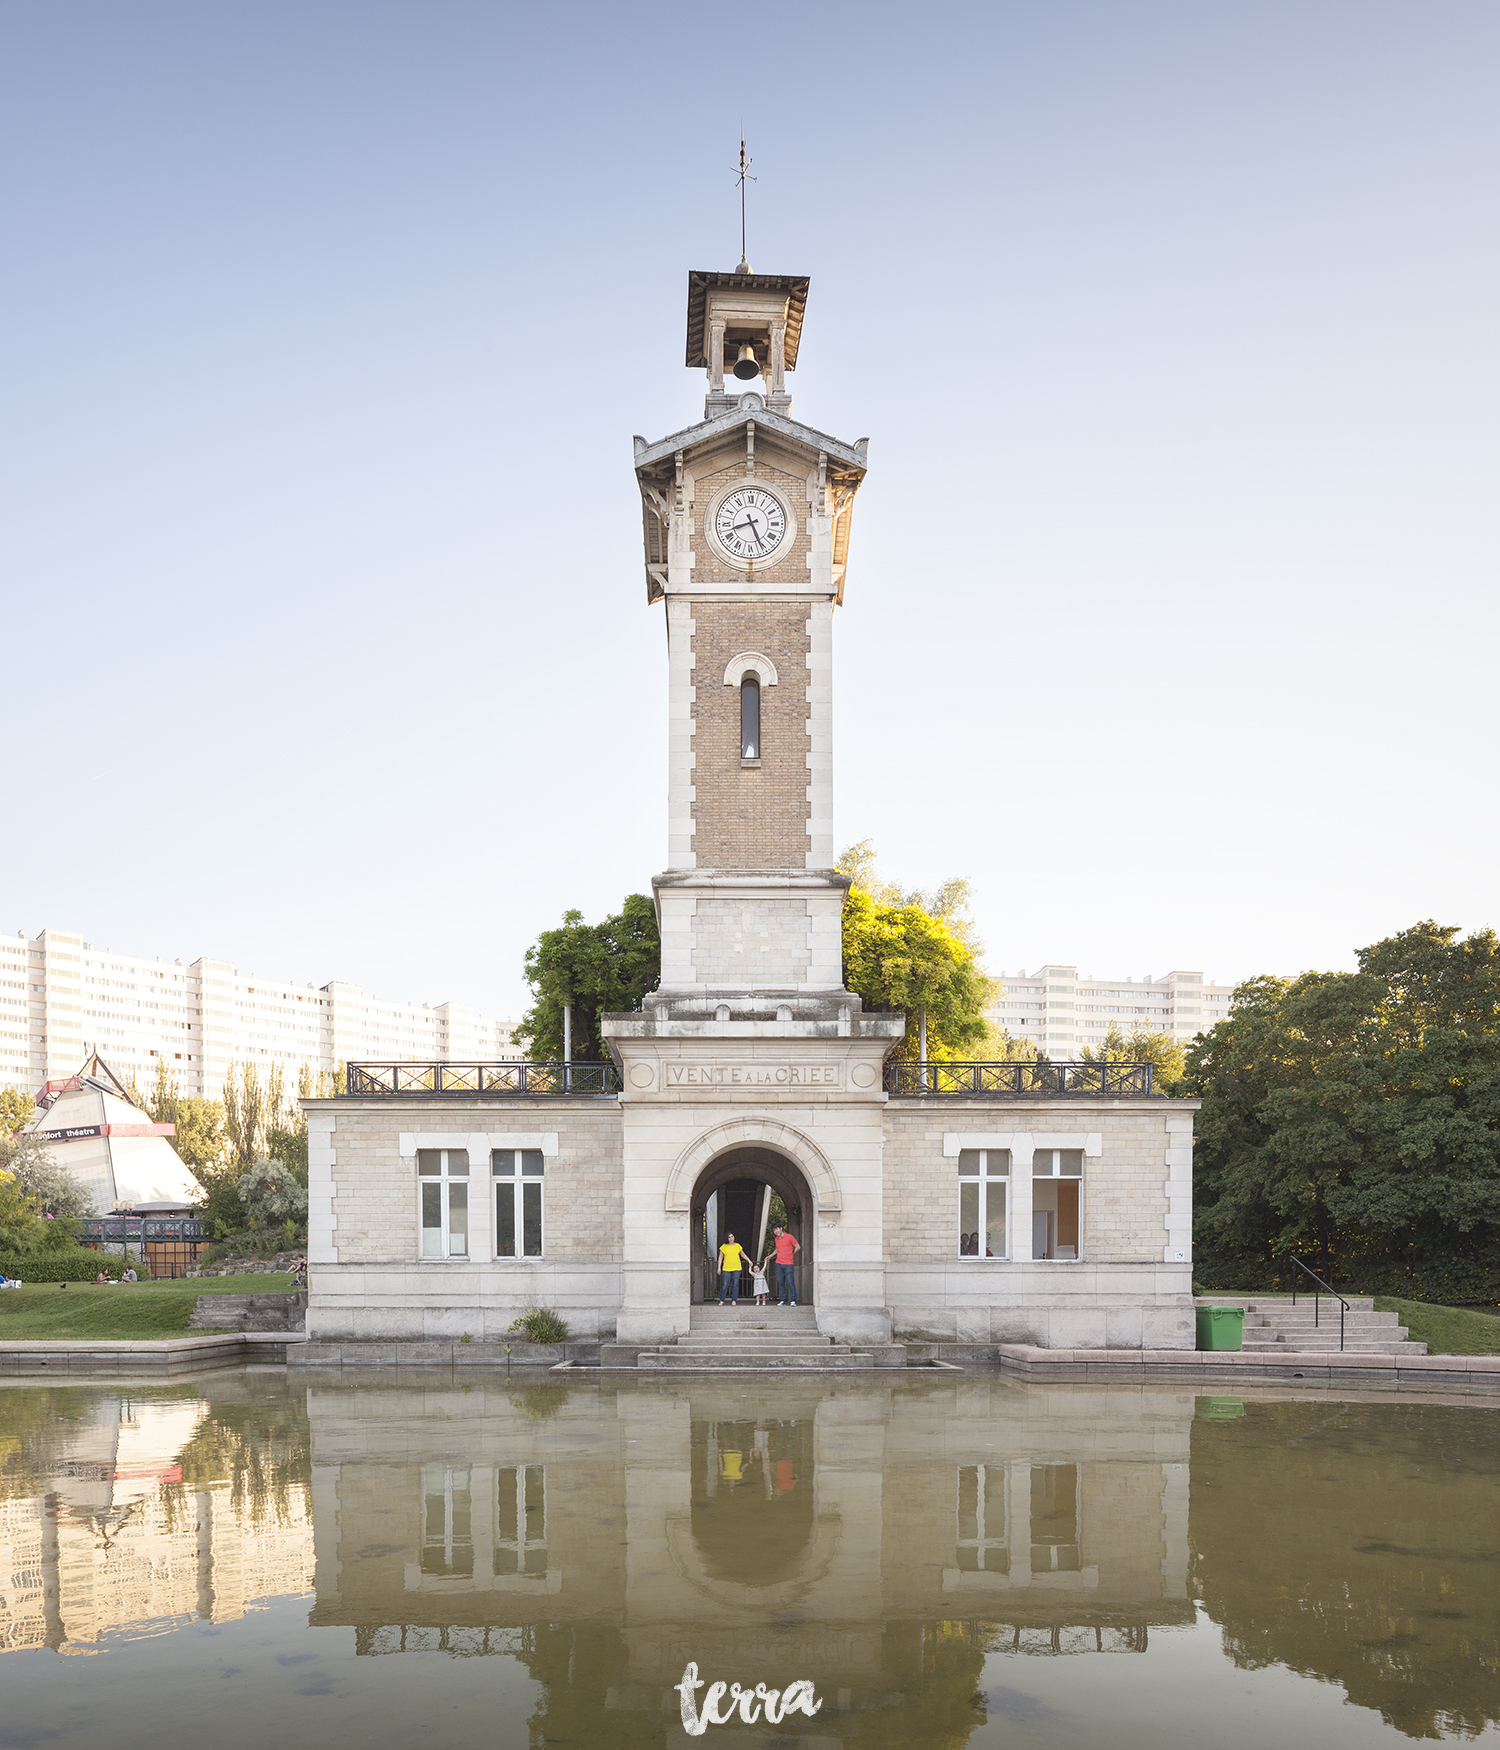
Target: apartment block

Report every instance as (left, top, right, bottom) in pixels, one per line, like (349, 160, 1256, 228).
(993, 965, 1236, 1054)
(0, 927, 516, 1101)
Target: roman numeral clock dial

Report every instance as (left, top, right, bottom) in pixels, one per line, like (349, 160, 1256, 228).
(714, 487, 787, 560)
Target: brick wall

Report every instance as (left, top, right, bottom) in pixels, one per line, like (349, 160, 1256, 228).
(691, 455, 812, 589)
(689, 592, 812, 869)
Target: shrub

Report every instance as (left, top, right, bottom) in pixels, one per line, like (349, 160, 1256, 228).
(237, 1157, 308, 1230)
(0, 1249, 151, 1283)
(508, 1306, 570, 1344)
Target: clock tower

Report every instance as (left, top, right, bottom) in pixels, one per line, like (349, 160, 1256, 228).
(603, 265, 904, 1347)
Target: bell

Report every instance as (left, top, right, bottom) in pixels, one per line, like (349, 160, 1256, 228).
(732, 343, 760, 381)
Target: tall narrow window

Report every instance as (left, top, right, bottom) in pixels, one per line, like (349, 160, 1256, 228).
(493, 1149, 545, 1257)
(421, 1465, 474, 1576)
(957, 1149, 1009, 1258)
(740, 673, 760, 759)
(956, 1465, 1009, 1573)
(495, 1466, 548, 1577)
(417, 1149, 469, 1258)
(1030, 1149, 1083, 1260)
(1030, 1464, 1081, 1571)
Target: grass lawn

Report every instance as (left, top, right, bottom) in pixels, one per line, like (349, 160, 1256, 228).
(1374, 1296, 1500, 1357)
(0, 1273, 293, 1340)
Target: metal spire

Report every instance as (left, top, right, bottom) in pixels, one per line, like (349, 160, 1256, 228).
(733, 129, 756, 273)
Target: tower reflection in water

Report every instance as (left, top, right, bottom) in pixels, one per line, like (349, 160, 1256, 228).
(309, 1377, 1192, 1740)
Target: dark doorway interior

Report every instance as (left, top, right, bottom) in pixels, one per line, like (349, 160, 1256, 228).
(691, 1147, 813, 1305)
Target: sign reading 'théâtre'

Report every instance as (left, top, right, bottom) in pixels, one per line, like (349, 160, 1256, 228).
(662, 1064, 843, 1090)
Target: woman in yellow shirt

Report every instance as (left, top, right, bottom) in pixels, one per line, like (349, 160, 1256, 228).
(717, 1233, 748, 1304)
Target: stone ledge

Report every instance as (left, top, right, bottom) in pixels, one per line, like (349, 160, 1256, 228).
(287, 1339, 600, 1368)
(995, 1344, 1500, 1387)
(0, 1333, 303, 1375)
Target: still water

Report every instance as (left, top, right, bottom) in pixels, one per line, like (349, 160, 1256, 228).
(1, 1371, 1497, 1749)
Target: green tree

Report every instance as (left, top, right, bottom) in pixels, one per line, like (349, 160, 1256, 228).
(0, 1087, 36, 1135)
(1186, 920, 1500, 1297)
(836, 839, 981, 952)
(0, 1167, 44, 1254)
(171, 1099, 230, 1184)
(835, 843, 992, 1060)
(222, 1061, 269, 1172)
(0, 1131, 93, 1220)
(1081, 1023, 1187, 1093)
(840, 886, 991, 1061)
(517, 895, 661, 1061)
(236, 1156, 308, 1231)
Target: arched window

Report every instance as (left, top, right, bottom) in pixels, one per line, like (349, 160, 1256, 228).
(740, 673, 760, 760)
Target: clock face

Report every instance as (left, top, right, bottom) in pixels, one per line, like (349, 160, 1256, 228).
(713, 486, 788, 561)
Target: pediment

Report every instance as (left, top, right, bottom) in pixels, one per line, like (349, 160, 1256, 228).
(634, 404, 867, 482)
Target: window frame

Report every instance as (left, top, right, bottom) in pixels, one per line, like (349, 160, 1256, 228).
(492, 1148, 546, 1259)
(740, 672, 761, 760)
(957, 1148, 1010, 1260)
(1030, 1149, 1084, 1261)
(416, 1148, 471, 1260)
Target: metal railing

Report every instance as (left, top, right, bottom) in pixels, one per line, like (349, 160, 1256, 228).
(1289, 1255, 1350, 1351)
(343, 1061, 620, 1097)
(884, 1061, 1154, 1098)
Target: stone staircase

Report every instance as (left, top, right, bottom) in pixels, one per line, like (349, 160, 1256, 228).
(1197, 1295, 1427, 1354)
(633, 1305, 904, 1371)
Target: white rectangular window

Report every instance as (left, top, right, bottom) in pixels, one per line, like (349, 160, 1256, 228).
(492, 1149, 545, 1257)
(1030, 1149, 1083, 1260)
(1030, 1463, 1081, 1571)
(421, 1465, 473, 1577)
(957, 1148, 1009, 1258)
(417, 1148, 469, 1258)
(957, 1464, 1009, 1573)
(495, 1465, 547, 1577)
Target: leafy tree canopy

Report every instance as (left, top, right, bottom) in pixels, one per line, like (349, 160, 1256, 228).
(1082, 1023, 1188, 1094)
(837, 844, 993, 1061)
(517, 894, 661, 1061)
(0, 1087, 37, 1135)
(0, 1132, 93, 1220)
(1185, 920, 1500, 1292)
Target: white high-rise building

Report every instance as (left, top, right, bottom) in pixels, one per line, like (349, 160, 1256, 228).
(0, 927, 517, 1100)
(992, 965, 1236, 1055)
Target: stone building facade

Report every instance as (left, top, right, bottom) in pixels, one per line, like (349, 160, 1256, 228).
(304, 263, 1196, 1355)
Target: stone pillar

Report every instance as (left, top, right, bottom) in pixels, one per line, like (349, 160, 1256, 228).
(708, 318, 726, 392)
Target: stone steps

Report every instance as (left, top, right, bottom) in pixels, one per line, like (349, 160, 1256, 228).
(1196, 1296, 1427, 1355)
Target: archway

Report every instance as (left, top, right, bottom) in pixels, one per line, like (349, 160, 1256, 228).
(689, 1148, 815, 1305)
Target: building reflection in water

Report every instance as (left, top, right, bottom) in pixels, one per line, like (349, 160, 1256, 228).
(0, 1379, 313, 1654)
(308, 1376, 1192, 1741)
(6, 1377, 1494, 1745)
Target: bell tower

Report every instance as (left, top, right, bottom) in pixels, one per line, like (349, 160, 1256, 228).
(603, 263, 901, 1352)
(629, 267, 870, 1009)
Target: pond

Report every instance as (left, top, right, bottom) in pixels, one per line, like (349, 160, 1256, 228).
(1, 1372, 1497, 1749)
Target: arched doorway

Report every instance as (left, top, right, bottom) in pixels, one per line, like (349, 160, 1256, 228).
(690, 1148, 814, 1305)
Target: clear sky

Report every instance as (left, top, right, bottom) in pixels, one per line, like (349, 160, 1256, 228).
(5, 1, 1497, 1022)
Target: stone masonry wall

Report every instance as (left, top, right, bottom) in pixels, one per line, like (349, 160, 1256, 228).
(689, 592, 812, 869)
(689, 896, 813, 986)
(324, 1100, 625, 1264)
(881, 1101, 1189, 1263)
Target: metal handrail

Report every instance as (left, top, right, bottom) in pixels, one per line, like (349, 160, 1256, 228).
(342, 1061, 619, 1097)
(884, 1060, 1154, 1098)
(1289, 1255, 1350, 1352)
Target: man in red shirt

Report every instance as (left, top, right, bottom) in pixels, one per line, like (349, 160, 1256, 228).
(769, 1226, 800, 1306)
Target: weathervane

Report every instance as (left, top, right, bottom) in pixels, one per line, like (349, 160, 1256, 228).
(733, 129, 756, 273)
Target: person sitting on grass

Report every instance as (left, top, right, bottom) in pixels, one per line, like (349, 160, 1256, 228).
(94, 1270, 110, 1285)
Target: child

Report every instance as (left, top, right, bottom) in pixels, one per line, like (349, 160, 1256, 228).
(750, 1257, 769, 1306)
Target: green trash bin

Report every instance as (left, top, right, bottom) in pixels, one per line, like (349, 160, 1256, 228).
(1195, 1306, 1245, 1351)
